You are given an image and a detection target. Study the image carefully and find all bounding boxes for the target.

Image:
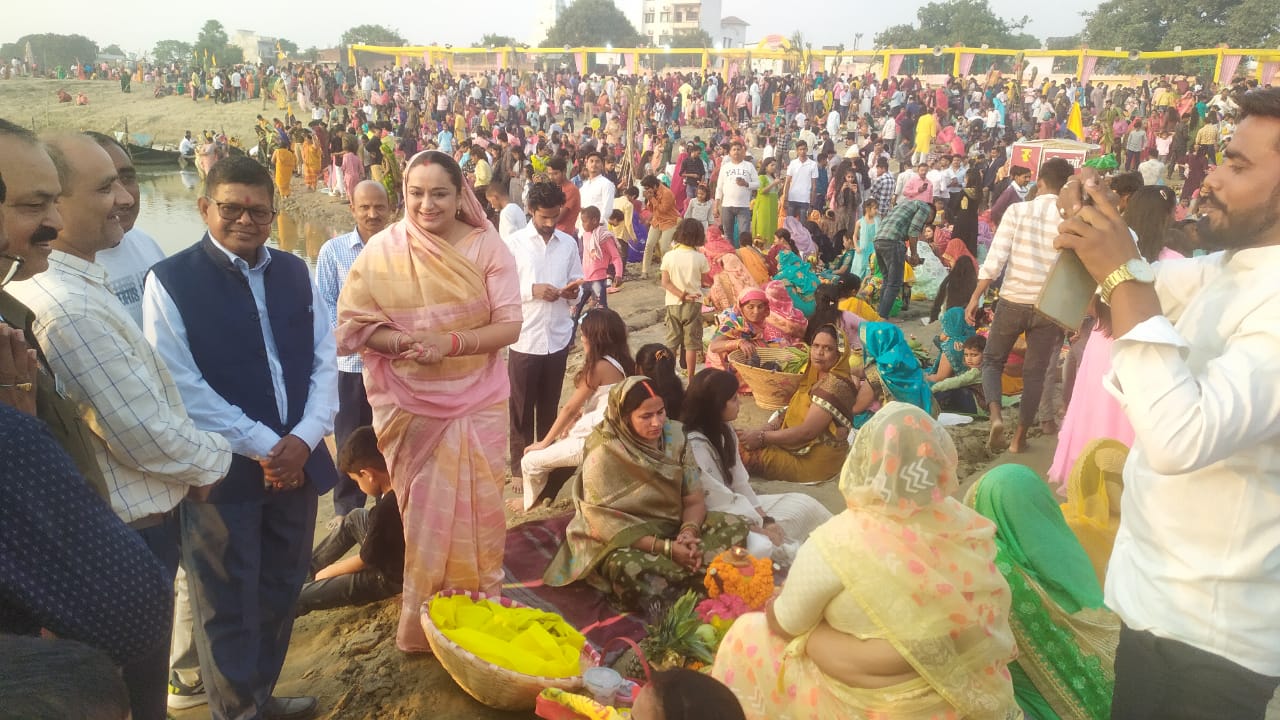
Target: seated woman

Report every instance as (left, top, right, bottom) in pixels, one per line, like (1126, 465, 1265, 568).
(518, 308, 634, 510)
(773, 247, 819, 317)
(705, 232, 760, 313)
(544, 377, 748, 611)
(925, 306, 976, 385)
(706, 288, 801, 388)
(714, 404, 1020, 720)
(966, 465, 1120, 720)
(636, 343, 686, 419)
(805, 283, 864, 349)
(683, 368, 832, 564)
(735, 236, 773, 286)
(1059, 439, 1128, 588)
(930, 335, 986, 413)
(855, 322, 937, 425)
(739, 324, 873, 484)
(929, 242, 978, 323)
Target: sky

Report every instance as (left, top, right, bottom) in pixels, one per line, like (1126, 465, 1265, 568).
(6, 0, 1093, 56)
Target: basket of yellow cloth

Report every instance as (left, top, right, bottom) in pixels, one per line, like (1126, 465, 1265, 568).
(729, 346, 807, 411)
(421, 590, 602, 711)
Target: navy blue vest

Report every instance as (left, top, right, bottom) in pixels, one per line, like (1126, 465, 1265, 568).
(150, 235, 337, 502)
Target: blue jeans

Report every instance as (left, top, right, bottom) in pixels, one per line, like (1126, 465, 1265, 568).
(720, 206, 751, 245)
(573, 279, 609, 317)
(786, 200, 810, 220)
(874, 239, 906, 318)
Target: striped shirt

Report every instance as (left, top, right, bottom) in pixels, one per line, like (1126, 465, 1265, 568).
(868, 171, 896, 215)
(315, 229, 365, 373)
(979, 194, 1061, 305)
(9, 251, 231, 523)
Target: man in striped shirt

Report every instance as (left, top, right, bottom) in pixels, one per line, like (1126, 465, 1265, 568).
(965, 158, 1073, 454)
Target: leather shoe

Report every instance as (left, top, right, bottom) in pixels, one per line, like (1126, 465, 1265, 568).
(263, 695, 319, 720)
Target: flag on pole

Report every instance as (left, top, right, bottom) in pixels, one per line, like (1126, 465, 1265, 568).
(1066, 101, 1085, 142)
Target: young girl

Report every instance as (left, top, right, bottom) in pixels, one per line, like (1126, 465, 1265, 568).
(516, 309, 635, 510)
(683, 184, 714, 231)
(682, 369, 832, 564)
(829, 230, 857, 275)
(635, 343, 685, 419)
(851, 199, 878, 280)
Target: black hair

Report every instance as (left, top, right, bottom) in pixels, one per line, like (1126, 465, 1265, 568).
(82, 130, 128, 157)
(0, 171, 5, 203)
(635, 343, 685, 419)
(575, 308, 635, 389)
(485, 179, 509, 198)
(805, 285, 844, 343)
(1238, 88, 1280, 144)
(336, 426, 386, 475)
(931, 255, 977, 322)
(1009, 164, 1031, 178)
(625, 185, 640, 198)
(206, 155, 274, 200)
(580, 205, 601, 222)
(1109, 171, 1144, 198)
(1038, 158, 1072, 192)
(673, 217, 706, 247)
(527, 181, 567, 212)
(619, 378, 664, 419)
(646, 668, 746, 720)
(547, 156, 568, 172)
(680, 368, 742, 486)
(963, 334, 987, 352)
(609, 208, 625, 222)
(640, 174, 661, 189)
(0, 635, 130, 720)
(409, 150, 465, 194)
(1125, 185, 1177, 262)
(835, 272, 862, 296)
(0, 117, 38, 143)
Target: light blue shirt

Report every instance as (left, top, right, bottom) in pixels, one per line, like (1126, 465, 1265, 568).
(315, 228, 366, 373)
(142, 234, 338, 460)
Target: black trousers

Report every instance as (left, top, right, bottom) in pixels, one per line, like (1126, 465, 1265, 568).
(1112, 624, 1280, 720)
(332, 370, 373, 515)
(296, 508, 399, 616)
(507, 344, 571, 475)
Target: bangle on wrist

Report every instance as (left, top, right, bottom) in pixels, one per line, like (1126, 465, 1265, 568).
(679, 522, 701, 536)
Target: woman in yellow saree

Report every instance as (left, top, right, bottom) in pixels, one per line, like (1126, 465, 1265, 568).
(336, 150, 523, 652)
(271, 139, 297, 198)
(1059, 439, 1128, 588)
(713, 403, 1020, 719)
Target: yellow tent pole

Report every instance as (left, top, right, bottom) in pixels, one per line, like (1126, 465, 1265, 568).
(952, 48, 962, 76)
(347, 47, 355, 67)
(1077, 49, 1087, 79)
(1213, 48, 1225, 84)
(702, 50, 709, 71)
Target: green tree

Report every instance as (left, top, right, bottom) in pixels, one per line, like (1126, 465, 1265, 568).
(277, 38, 299, 56)
(475, 34, 518, 48)
(152, 39, 193, 65)
(0, 33, 98, 70)
(303, 46, 321, 63)
(671, 28, 713, 49)
(541, 0, 641, 47)
(1044, 35, 1082, 51)
(102, 43, 124, 56)
(192, 19, 243, 65)
(340, 24, 407, 47)
(1082, 0, 1277, 51)
(873, 0, 1040, 49)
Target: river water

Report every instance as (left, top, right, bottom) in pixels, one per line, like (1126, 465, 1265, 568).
(138, 171, 343, 265)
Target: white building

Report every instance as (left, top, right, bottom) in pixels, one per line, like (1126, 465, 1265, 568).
(231, 30, 277, 65)
(533, 0, 569, 45)
(640, 0, 749, 48)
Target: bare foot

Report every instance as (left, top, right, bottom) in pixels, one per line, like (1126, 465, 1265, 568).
(504, 497, 526, 514)
(1040, 419, 1059, 435)
(987, 421, 1008, 453)
(1010, 425, 1030, 454)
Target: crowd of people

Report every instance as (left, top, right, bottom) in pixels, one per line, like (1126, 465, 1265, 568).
(0, 53, 1277, 720)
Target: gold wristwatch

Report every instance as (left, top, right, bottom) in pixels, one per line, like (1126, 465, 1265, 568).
(1099, 258, 1155, 305)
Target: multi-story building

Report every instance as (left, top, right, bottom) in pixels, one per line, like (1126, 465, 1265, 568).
(641, 0, 750, 48)
(230, 30, 277, 65)
(533, 0, 569, 45)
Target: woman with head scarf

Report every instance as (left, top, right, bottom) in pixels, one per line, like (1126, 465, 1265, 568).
(335, 150, 523, 652)
(714, 404, 1020, 719)
(706, 287, 802, 388)
(926, 306, 976, 383)
(856, 322, 937, 427)
(739, 324, 874, 484)
(966, 464, 1120, 720)
(543, 377, 748, 611)
(1059, 439, 1129, 588)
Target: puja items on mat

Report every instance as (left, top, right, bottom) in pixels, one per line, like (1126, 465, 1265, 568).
(428, 593, 586, 678)
(637, 591, 717, 672)
(703, 547, 774, 611)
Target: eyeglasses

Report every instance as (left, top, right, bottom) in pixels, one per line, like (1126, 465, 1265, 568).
(0, 253, 25, 288)
(204, 198, 277, 225)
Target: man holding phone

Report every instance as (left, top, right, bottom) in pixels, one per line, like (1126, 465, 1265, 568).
(965, 158, 1073, 454)
(1055, 88, 1280, 720)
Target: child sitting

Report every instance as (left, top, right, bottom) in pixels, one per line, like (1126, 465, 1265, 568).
(931, 334, 985, 414)
(296, 427, 404, 615)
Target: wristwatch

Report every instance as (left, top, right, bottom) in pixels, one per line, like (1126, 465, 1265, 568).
(1099, 258, 1155, 305)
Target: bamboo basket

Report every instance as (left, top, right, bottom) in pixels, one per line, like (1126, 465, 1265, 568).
(729, 347, 806, 411)
(420, 590, 602, 711)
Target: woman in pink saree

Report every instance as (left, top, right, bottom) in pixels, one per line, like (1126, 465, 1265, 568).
(336, 150, 523, 652)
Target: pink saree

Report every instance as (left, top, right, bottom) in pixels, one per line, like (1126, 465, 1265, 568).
(336, 151, 523, 651)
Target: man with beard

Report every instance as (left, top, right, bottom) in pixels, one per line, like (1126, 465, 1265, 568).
(0, 119, 109, 500)
(1056, 88, 1280, 720)
(8, 133, 233, 720)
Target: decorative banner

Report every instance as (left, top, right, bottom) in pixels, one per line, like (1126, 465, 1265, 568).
(1217, 53, 1242, 83)
(578, 51, 589, 74)
(1261, 61, 1278, 86)
(888, 54, 904, 76)
(1080, 55, 1098, 85)
(728, 60, 739, 82)
(623, 52, 636, 74)
(958, 53, 975, 76)
(810, 58, 822, 74)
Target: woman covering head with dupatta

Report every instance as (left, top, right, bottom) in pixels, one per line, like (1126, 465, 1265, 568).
(706, 287, 800, 385)
(544, 377, 747, 611)
(856, 321, 936, 426)
(336, 150, 523, 652)
(967, 464, 1120, 720)
(714, 403, 1020, 719)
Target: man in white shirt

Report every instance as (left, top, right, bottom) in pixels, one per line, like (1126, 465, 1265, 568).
(1056, 88, 1280, 720)
(484, 180, 527, 240)
(9, 133, 232, 720)
(784, 140, 819, 219)
(504, 182, 583, 479)
(926, 156, 951, 203)
(964, 158, 1072, 454)
(576, 150, 615, 233)
(714, 139, 759, 244)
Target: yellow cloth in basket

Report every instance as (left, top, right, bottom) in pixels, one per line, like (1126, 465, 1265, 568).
(429, 595, 586, 678)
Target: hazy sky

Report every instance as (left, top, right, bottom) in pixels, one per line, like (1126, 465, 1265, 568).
(7, 0, 1092, 55)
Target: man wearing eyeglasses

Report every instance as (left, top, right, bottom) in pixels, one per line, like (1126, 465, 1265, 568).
(7, 132, 234, 720)
(142, 155, 338, 720)
(0, 119, 110, 501)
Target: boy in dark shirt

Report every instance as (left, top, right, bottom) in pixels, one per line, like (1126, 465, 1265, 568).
(296, 427, 404, 615)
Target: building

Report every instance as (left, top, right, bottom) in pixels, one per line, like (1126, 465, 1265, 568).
(719, 16, 749, 49)
(230, 30, 278, 65)
(639, 0, 749, 48)
(533, 0, 569, 45)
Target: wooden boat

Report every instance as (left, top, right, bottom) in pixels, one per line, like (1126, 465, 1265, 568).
(127, 143, 184, 166)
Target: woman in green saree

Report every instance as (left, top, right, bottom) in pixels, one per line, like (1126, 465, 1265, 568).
(544, 377, 747, 611)
(966, 464, 1120, 720)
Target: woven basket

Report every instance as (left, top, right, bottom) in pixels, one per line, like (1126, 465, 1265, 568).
(420, 590, 602, 711)
(729, 347, 806, 411)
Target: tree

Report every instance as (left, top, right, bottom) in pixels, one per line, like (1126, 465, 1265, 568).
(278, 38, 299, 56)
(152, 39, 193, 65)
(1045, 35, 1082, 51)
(872, 0, 1040, 50)
(340, 24, 407, 47)
(1082, 0, 1277, 52)
(541, 0, 641, 47)
(671, 28, 713, 49)
(475, 34, 518, 48)
(192, 19, 242, 65)
(303, 46, 321, 63)
(102, 44, 124, 56)
(0, 33, 98, 70)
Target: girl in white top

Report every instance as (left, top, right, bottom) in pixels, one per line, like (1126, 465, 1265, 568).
(516, 308, 635, 510)
(682, 368, 832, 564)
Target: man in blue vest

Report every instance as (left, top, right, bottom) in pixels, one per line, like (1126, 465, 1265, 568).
(142, 156, 338, 720)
